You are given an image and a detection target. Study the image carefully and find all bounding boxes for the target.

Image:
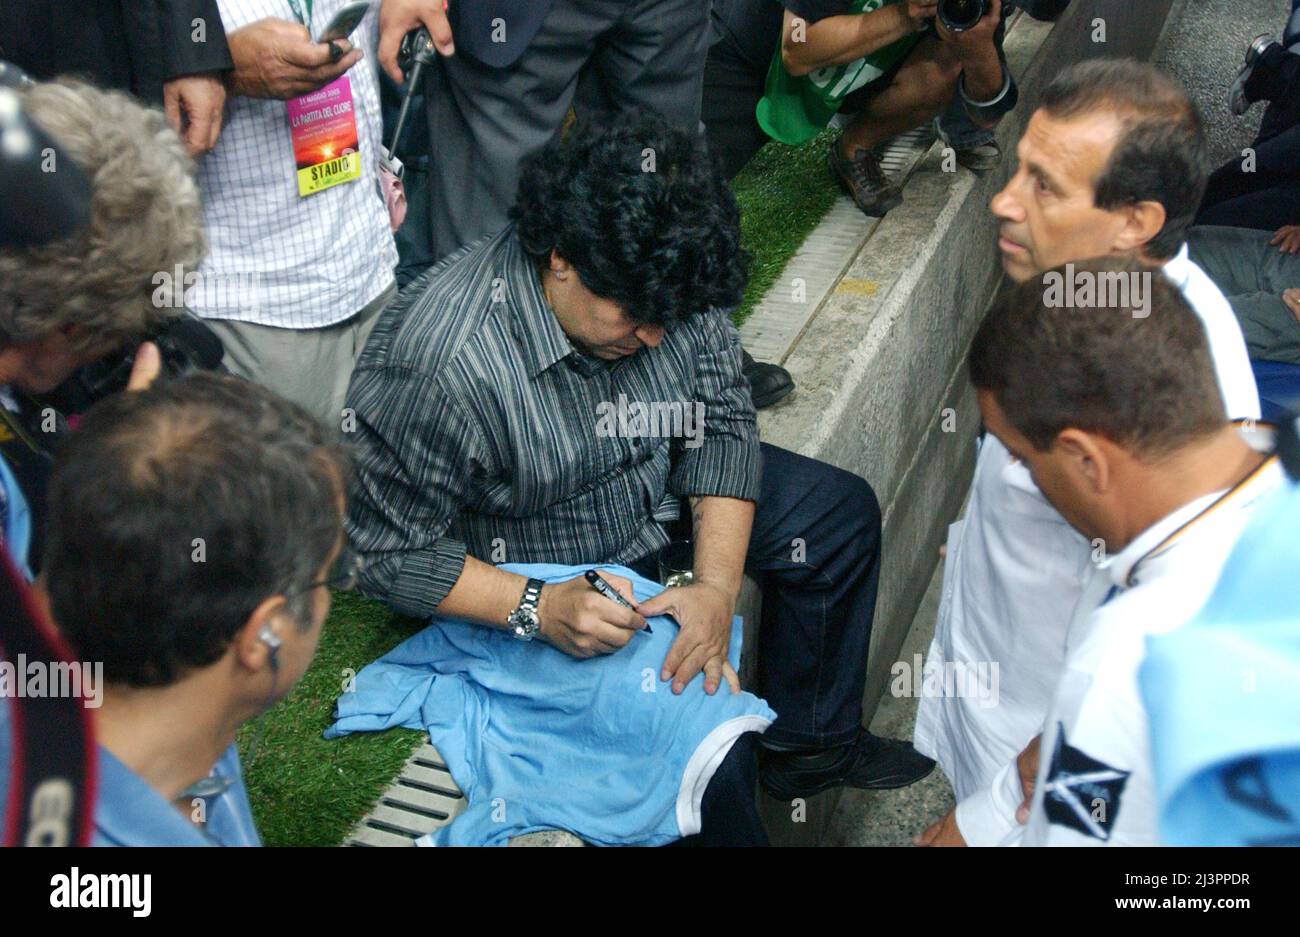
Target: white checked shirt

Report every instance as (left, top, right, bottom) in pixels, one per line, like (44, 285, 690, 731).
(193, 0, 397, 328)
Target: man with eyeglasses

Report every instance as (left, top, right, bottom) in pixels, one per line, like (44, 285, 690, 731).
(32, 373, 351, 846)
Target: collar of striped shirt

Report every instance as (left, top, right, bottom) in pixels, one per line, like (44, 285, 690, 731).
(501, 235, 584, 378)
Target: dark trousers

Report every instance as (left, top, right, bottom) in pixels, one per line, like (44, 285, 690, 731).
(639, 444, 881, 846)
(1256, 44, 1300, 146)
(1197, 124, 1300, 232)
(700, 41, 768, 182)
(635, 442, 881, 749)
(401, 0, 710, 271)
(746, 443, 881, 749)
(667, 733, 769, 846)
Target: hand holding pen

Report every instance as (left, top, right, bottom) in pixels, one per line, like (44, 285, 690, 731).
(584, 569, 652, 634)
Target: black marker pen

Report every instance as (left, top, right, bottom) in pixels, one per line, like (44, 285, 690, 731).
(584, 569, 652, 634)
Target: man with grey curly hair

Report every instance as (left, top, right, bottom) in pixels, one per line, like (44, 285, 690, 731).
(0, 79, 205, 389)
(0, 78, 205, 578)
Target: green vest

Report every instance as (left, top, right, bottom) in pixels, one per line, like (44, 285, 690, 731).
(756, 0, 919, 145)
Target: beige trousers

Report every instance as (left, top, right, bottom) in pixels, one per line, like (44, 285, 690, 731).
(204, 283, 396, 429)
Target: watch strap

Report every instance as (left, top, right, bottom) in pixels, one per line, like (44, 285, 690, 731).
(519, 577, 544, 611)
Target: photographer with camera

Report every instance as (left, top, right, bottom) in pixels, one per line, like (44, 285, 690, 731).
(703, 0, 1019, 213)
(0, 77, 205, 579)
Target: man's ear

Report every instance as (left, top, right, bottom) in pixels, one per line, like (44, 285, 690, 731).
(548, 250, 572, 277)
(1055, 428, 1111, 495)
(1112, 199, 1167, 254)
(233, 595, 290, 674)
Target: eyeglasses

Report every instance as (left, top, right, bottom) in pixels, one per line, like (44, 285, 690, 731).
(321, 542, 363, 591)
(287, 542, 364, 597)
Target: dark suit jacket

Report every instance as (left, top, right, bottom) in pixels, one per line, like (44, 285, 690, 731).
(0, 0, 233, 102)
(449, 0, 556, 68)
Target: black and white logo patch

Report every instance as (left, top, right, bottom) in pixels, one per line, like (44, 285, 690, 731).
(1041, 723, 1131, 841)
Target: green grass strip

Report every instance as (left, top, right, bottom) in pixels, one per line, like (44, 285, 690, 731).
(238, 591, 425, 847)
(731, 130, 841, 326)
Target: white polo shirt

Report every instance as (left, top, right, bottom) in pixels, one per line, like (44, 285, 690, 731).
(913, 247, 1262, 835)
(1013, 457, 1284, 846)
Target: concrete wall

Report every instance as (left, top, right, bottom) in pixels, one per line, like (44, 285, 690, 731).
(755, 0, 1178, 726)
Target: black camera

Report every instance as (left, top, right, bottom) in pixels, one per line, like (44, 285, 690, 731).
(938, 0, 990, 32)
(38, 313, 227, 415)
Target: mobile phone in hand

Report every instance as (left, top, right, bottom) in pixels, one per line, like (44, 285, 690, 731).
(319, 1, 371, 42)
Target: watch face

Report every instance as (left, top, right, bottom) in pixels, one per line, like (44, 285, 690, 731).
(509, 606, 540, 639)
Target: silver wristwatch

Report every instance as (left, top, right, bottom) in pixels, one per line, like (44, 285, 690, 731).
(507, 577, 545, 641)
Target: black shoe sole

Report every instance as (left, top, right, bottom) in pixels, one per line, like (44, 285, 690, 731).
(760, 760, 937, 801)
(760, 748, 937, 800)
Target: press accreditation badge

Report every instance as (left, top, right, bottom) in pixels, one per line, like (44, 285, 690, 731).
(286, 75, 362, 197)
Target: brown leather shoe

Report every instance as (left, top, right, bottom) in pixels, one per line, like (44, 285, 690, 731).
(829, 138, 903, 216)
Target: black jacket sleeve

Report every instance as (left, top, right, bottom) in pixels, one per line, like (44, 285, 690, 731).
(155, 0, 234, 81)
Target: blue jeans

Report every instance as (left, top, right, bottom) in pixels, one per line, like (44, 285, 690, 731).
(935, 0, 1016, 151)
(747, 444, 882, 749)
(937, 95, 996, 150)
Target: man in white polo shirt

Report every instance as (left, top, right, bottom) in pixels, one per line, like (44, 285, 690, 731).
(912, 59, 1262, 844)
(192, 1, 397, 425)
(935, 261, 1284, 845)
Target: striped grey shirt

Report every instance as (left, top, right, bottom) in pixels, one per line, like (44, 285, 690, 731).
(345, 226, 761, 619)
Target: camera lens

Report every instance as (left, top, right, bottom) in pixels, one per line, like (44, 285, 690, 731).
(938, 0, 987, 31)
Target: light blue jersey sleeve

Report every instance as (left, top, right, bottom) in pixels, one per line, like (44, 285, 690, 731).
(0, 454, 32, 582)
(1141, 482, 1300, 846)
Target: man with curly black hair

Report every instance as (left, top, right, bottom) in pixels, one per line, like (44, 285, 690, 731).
(376, 0, 794, 410)
(345, 111, 934, 843)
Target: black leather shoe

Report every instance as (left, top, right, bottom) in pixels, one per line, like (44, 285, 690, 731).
(759, 729, 935, 800)
(742, 348, 794, 409)
(1231, 34, 1280, 116)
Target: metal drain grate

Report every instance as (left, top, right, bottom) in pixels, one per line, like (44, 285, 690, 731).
(878, 124, 936, 176)
(345, 741, 466, 847)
